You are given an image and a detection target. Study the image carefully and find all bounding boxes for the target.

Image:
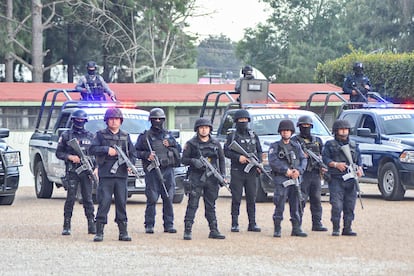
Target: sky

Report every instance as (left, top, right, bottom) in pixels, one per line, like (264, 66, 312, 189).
(185, 0, 270, 42)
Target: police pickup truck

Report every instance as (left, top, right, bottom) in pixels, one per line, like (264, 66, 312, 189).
(0, 128, 22, 205)
(200, 79, 332, 202)
(28, 89, 185, 203)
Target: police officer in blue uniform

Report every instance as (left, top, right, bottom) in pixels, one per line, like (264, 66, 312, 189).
(291, 115, 328, 232)
(323, 119, 363, 236)
(268, 119, 307, 238)
(135, 108, 181, 234)
(56, 109, 96, 236)
(75, 61, 116, 101)
(234, 65, 254, 93)
(89, 108, 134, 242)
(343, 62, 371, 103)
(224, 109, 262, 233)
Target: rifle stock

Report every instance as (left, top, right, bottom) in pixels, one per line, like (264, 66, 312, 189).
(146, 137, 169, 198)
(341, 144, 364, 209)
(68, 138, 98, 186)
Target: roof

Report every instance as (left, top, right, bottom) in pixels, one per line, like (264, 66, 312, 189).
(0, 82, 343, 105)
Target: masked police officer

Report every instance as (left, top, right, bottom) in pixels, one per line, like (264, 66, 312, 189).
(343, 62, 371, 103)
(235, 65, 255, 93)
(291, 115, 328, 232)
(224, 109, 263, 233)
(89, 108, 135, 242)
(75, 61, 116, 101)
(181, 118, 226, 240)
(135, 108, 181, 234)
(323, 119, 363, 236)
(268, 119, 307, 238)
(56, 109, 96, 236)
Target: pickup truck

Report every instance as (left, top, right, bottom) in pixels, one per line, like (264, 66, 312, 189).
(28, 89, 185, 203)
(0, 128, 22, 205)
(200, 80, 332, 202)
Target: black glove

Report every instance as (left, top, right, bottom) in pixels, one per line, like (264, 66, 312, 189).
(192, 158, 204, 169)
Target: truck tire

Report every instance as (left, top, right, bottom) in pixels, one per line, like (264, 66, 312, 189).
(173, 193, 184, 204)
(378, 162, 405, 201)
(256, 181, 268, 203)
(34, 161, 53, 198)
(0, 194, 15, 205)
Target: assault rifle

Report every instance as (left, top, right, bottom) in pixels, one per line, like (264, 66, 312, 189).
(304, 148, 330, 182)
(111, 145, 143, 185)
(199, 156, 231, 193)
(228, 141, 273, 181)
(282, 150, 304, 216)
(146, 138, 169, 198)
(351, 81, 368, 103)
(341, 144, 364, 209)
(68, 138, 98, 187)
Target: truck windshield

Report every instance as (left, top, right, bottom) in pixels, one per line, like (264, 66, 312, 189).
(85, 118, 150, 134)
(380, 113, 414, 135)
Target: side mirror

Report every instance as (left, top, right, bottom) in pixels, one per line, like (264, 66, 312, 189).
(357, 127, 377, 138)
(0, 128, 10, 138)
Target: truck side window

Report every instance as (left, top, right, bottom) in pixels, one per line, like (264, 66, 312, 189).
(362, 115, 376, 133)
(220, 114, 235, 136)
(341, 113, 360, 135)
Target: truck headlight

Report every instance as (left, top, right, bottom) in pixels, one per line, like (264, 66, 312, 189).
(399, 151, 414, 163)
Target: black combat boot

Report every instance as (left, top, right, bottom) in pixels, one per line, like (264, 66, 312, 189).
(145, 225, 154, 234)
(247, 223, 261, 232)
(208, 221, 225, 239)
(62, 218, 71, 236)
(342, 221, 357, 236)
(94, 222, 104, 242)
(87, 218, 96, 234)
(291, 220, 307, 237)
(118, 222, 132, 241)
(231, 216, 239, 232)
(332, 221, 340, 236)
(273, 220, 282, 238)
(312, 221, 328, 232)
(183, 221, 192, 240)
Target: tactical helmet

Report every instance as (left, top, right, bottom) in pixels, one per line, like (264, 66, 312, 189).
(241, 65, 253, 76)
(332, 119, 351, 132)
(296, 115, 313, 127)
(278, 119, 295, 133)
(234, 109, 251, 122)
(104, 108, 123, 123)
(353, 62, 363, 74)
(149, 108, 166, 120)
(71, 109, 88, 122)
(86, 61, 97, 75)
(194, 117, 213, 132)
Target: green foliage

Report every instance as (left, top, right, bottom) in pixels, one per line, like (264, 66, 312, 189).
(315, 50, 414, 100)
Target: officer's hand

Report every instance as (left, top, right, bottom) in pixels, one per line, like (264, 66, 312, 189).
(147, 151, 155, 161)
(108, 147, 117, 156)
(93, 168, 99, 182)
(192, 158, 204, 169)
(68, 155, 80, 164)
(239, 155, 249, 164)
(336, 162, 347, 172)
(364, 84, 370, 91)
(162, 139, 170, 147)
(110, 96, 117, 102)
(291, 169, 300, 179)
(357, 167, 363, 177)
(351, 90, 358, 95)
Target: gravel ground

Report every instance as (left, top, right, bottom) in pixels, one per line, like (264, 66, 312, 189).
(1, 184, 414, 275)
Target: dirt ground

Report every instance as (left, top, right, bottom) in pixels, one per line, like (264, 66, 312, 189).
(1, 184, 414, 275)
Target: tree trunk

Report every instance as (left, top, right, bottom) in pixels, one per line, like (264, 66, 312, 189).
(5, 0, 14, 82)
(31, 0, 44, 82)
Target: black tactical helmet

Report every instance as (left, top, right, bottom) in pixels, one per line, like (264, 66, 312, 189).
(332, 119, 351, 132)
(149, 108, 166, 120)
(242, 65, 253, 76)
(234, 109, 251, 122)
(71, 109, 88, 122)
(86, 61, 97, 70)
(353, 62, 363, 73)
(278, 119, 295, 133)
(104, 108, 123, 122)
(194, 117, 213, 132)
(296, 115, 313, 127)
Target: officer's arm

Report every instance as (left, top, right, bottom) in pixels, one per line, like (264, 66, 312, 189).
(342, 76, 353, 94)
(223, 134, 241, 160)
(75, 76, 86, 92)
(99, 76, 115, 97)
(55, 133, 68, 161)
(89, 132, 110, 156)
(135, 134, 151, 160)
(181, 142, 193, 166)
(217, 144, 226, 174)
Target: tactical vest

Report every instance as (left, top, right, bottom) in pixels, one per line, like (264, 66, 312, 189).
(275, 140, 300, 169)
(232, 130, 258, 155)
(146, 129, 176, 168)
(330, 140, 357, 164)
(98, 129, 129, 162)
(86, 74, 104, 94)
(295, 135, 321, 171)
(64, 129, 94, 171)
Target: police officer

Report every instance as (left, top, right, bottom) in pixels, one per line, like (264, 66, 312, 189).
(135, 108, 181, 234)
(224, 109, 262, 233)
(75, 61, 116, 101)
(235, 65, 254, 93)
(343, 62, 371, 103)
(291, 116, 328, 232)
(268, 119, 307, 238)
(56, 109, 96, 236)
(181, 118, 226, 240)
(89, 108, 134, 242)
(323, 119, 363, 236)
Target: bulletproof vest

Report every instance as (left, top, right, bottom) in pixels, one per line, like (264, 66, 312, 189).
(195, 138, 219, 166)
(86, 74, 103, 94)
(65, 129, 94, 170)
(232, 130, 257, 155)
(277, 141, 300, 169)
(330, 139, 357, 164)
(295, 135, 321, 171)
(147, 129, 175, 168)
(99, 128, 129, 160)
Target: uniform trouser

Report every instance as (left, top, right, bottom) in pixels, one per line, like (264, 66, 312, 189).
(272, 175, 301, 223)
(184, 178, 219, 225)
(301, 170, 323, 223)
(328, 176, 357, 225)
(95, 177, 128, 224)
(64, 171, 94, 219)
(144, 167, 175, 229)
(230, 168, 258, 223)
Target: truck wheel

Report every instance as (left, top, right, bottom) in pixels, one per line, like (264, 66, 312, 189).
(0, 194, 15, 205)
(378, 162, 405, 201)
(256, 182, 268, 203)
(34, 161, 53, 198)
(173, 193, 184, 204)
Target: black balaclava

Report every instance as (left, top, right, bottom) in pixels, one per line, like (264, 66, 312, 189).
(299, 125, 311, 138)
(236, 121, 249, 133)
(73, 119, 86, 130)
(151, 118, 165, 130)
